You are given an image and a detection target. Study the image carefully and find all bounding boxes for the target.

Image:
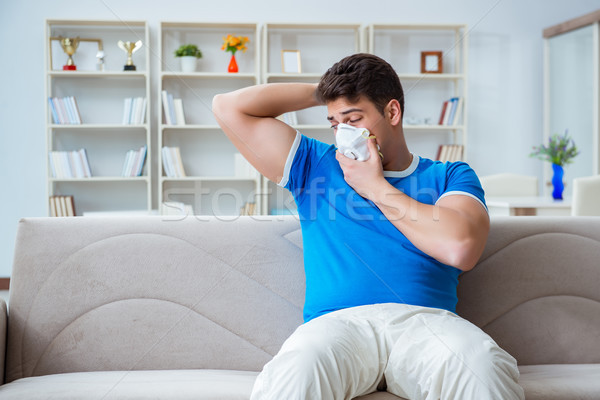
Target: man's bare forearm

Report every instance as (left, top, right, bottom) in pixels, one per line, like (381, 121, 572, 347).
(214, 83, 321, 120)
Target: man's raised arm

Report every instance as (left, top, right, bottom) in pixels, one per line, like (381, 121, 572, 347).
(212, 83, 321, 184)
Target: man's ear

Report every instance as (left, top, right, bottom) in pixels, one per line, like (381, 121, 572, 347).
(385, 99, 402, 126)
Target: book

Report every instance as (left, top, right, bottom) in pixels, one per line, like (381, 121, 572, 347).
(172, 147, 186, 177)
(174, 98, 186, 125)
(49, 195, 75, 217)
(48, 98, 59, 124)
(167, 93, 176, 125)
(70, 96, 82, 124)
(135, 145, 147, 176)
(446, 97, 459, 125)
(452, 97, 463, 126)
(122, 98, 132, 125)
(438, 101, 449, 125)
(161, 90, 173, 125)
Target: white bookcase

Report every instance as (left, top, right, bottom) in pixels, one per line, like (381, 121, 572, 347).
(366, 24, 469, 162)
(45, 19, 151, 216)
(43, 21, 469, 217)
(158, 22, 261, 216)
(261, 23, 363, 215)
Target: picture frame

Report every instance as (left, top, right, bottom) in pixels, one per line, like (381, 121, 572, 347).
(420, 51, 443, 74)
(281, 50, 302, 73)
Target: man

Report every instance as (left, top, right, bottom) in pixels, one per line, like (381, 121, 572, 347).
(213, 53, 524, 400)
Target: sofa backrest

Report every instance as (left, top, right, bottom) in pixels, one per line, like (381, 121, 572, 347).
(457, 216, 600, 365)
(6, 216, 305, 383)
(7, 216, 600, 382)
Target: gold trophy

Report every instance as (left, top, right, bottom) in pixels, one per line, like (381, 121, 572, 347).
(118, 40, 142, 71)
(60, 37, 80, 70)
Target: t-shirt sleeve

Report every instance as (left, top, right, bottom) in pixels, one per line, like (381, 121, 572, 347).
(278, 132, 329, 193)
(437, 162, 487, 212)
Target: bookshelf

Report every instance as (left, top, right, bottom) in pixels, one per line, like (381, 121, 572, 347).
(365, 24, 468, 163)
(42, 21, 469, 217)
(261, 23, 363, 215)
(45, 19, 151, 216)
(158, 22, 261, 216)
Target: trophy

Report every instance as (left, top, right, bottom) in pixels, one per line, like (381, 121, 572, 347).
(118, 40, 142, 71)
(60, 37, 80, 70)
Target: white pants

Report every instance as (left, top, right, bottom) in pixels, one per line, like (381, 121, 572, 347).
(251, 303, 524, 400)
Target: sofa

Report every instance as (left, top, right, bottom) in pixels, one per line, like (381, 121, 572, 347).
(0, 215, 599, 399)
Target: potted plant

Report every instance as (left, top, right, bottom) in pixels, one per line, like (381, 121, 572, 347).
(174, 44, 202, 73)
(530, 130, 579, 200)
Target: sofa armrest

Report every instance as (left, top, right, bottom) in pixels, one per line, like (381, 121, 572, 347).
(0, 298, 6, 385)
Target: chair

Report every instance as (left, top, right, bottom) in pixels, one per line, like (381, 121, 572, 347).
(479, 173, 539, 197)
(571, 175, 600, 216)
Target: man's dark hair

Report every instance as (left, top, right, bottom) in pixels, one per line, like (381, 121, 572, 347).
(317, 53, 404, 118)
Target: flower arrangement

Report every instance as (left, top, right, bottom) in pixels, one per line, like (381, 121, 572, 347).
(174, 44, 202, 58)
(529, 130, 579, 167)
(221, 35, 249, 55)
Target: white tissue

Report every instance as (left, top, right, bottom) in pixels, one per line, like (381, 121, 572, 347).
(335, 123, 371, 161)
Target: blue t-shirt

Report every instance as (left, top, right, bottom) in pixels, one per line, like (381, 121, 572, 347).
(280, 133, 487, 322)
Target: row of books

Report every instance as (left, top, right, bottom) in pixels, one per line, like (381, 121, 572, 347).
(162, 146, 187, 177)
(122, 97, 147, 125)
(49, 96, 82, 125)
(436, 144, 464, 163)
(161, 90, 186, 125)
(122, 145, 147, 177)
(240, 202, 257, 216)
(49, 149, 92, 178)
(49, 195, 76, 217)
(438, 97, 463, 126)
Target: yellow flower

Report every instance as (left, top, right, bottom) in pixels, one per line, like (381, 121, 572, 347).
(222, 34, 250, 54)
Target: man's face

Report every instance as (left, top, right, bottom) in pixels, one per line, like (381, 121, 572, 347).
(326, 96, 387, 140)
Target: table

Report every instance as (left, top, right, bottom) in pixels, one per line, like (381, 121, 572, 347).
(486, 196, 572, 216)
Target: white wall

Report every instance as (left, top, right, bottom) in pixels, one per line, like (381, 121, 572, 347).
(0, 0, 598, 277)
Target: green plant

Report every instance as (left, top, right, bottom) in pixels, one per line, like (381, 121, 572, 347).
(530, 130, 579, 166)
(174, 44, 202, 58)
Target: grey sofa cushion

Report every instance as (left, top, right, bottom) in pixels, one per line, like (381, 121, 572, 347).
(7, 216, 305, 382)
(0, 369, 406, 400)
(519, 364, 600, 400)
(3, 365, 597, 400)
(0, 370, 257, 399)
(457, 217, 600, 365)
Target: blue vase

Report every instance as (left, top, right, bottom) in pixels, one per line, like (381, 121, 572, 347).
(551, 163, 564, 200)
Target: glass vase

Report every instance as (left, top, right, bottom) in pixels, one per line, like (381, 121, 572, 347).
(228, 54, 238, 73)
(551, 163, 564, 200)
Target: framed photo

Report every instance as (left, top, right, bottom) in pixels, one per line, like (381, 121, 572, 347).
(281, 50, 302, 73)
(420, 51, 443, 74)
